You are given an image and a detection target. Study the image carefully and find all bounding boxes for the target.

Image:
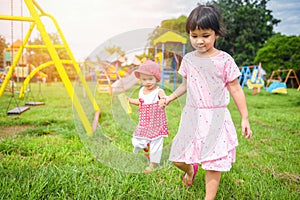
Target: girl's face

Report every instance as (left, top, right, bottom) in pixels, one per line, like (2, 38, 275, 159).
(189, 28, 218, 55)
(139, 73, 157, 91)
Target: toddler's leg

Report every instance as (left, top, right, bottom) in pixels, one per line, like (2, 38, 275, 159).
(205, 170, 221, 200)
(132, 137, 148, 153)
(149, 137, 164, 164)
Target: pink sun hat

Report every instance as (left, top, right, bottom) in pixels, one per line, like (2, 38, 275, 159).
(134, 60, 161, 81)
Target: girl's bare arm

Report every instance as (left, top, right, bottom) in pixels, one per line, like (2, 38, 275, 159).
(165, 78, 187, 105)
(227, 78, 252, 139)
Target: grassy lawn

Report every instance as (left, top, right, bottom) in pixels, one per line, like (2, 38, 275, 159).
(0, 82, 299, 199)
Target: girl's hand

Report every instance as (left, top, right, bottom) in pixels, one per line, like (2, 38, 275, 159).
(160, 96, 171, 106)
(164, 96, 172, 105)
(241, 119, 252, 139)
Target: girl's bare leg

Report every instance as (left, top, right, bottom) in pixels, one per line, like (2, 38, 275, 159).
(174, 162, 194, 183)
(205, 170, 221, 200)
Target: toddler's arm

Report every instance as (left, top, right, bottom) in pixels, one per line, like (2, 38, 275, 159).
(227, 78, 252, 139)
(158, 89, 167, 107)
(127, 97, 140, 105)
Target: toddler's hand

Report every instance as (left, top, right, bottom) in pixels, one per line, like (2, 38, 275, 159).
(158, 98, 166, 108)
(126, 96, 131, 104)
(160, 96, 171, 106)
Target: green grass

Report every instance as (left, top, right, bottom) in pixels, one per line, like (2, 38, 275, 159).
(0, 82, 299, 199)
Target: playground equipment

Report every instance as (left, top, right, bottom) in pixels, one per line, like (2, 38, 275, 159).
(266, 82, 287, 94)
(93, 53, 130, 95)
(0, 0, 100, 135)
(248, 65, 265, 94)
(239, 65, 265, 88)
(266, 69, 300, 90)
(153, 31, 186, 90)
(97, 69, 113, 96)
(4, 39, 29, 82)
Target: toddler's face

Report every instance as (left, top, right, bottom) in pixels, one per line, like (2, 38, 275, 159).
(139, 73, 157, 90)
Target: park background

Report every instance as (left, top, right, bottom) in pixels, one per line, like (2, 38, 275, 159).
(0, 0, 299, 199)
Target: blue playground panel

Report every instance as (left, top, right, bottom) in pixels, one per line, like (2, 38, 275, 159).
(239, 65, 263, 88)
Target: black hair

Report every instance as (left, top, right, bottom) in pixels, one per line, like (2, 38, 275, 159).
(185, 4, 226, 37)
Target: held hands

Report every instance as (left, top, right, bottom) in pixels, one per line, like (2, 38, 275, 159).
(159, 95, 173, 107)
(159, 93, 177, 107)
(241, 119, 252, 139)
(158, 97, 167, 107)
(164, 96, 172, 105)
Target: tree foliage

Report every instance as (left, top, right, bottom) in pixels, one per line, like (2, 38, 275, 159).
(148, 15, 188, 46)
(104, 45, 125, 56)
(149, 0, 280, 67)
(254, 34, 300, 73)
(147, 15, 193, 60)
(214, 0, 280, 66)
(27, 33, 74, 81)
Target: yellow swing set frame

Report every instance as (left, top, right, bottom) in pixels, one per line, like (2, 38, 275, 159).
(0, 0, 100, 136)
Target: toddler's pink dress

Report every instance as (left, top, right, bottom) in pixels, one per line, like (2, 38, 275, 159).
(133, 87, 168, 140)
(132, 87, 168, 164)
(169, 51, 241, 172)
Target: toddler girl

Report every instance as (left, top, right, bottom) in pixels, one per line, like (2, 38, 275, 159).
(128, 60, 168, 174)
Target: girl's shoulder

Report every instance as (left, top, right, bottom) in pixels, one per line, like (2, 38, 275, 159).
(183, 51, 197, 59)
(213, 51, 235, 60)
(183, 50, 233, 60)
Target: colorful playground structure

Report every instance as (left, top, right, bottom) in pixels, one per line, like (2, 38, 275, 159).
(153, 31, 186, 90)
(238, 64, 265, 94)
(91, 30, 187, 96)
(266, 69, 300, 94)
(239, 64, 299, 94)
(266, 82, 288, 94)
(0, 0, 99, 136)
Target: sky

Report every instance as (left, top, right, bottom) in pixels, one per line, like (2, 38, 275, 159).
(0, 0, 299, 61)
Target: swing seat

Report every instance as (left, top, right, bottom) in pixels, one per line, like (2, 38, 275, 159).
(7, 106, 30, 115)
(25, 102, 45, 106)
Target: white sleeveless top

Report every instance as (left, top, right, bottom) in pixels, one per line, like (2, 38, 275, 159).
(138, 86, 162, 104)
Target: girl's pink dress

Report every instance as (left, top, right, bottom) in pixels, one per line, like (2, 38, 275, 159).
(169, 51, 241, 171)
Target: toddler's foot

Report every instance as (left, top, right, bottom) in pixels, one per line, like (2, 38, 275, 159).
(144, 166, 154, 174)
(144, 154, 150, 159)
(143, 143, 150, 152)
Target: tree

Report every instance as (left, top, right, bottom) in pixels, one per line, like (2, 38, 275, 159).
(254, 34, 300, 73)
(0, 35, 7, 69)
(147, 15, 192, 52)
(104, 45, 125, 56)
(27, 33, 74, 81)
(149, 0, 280, 67)
(214, 0, 280, 66)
